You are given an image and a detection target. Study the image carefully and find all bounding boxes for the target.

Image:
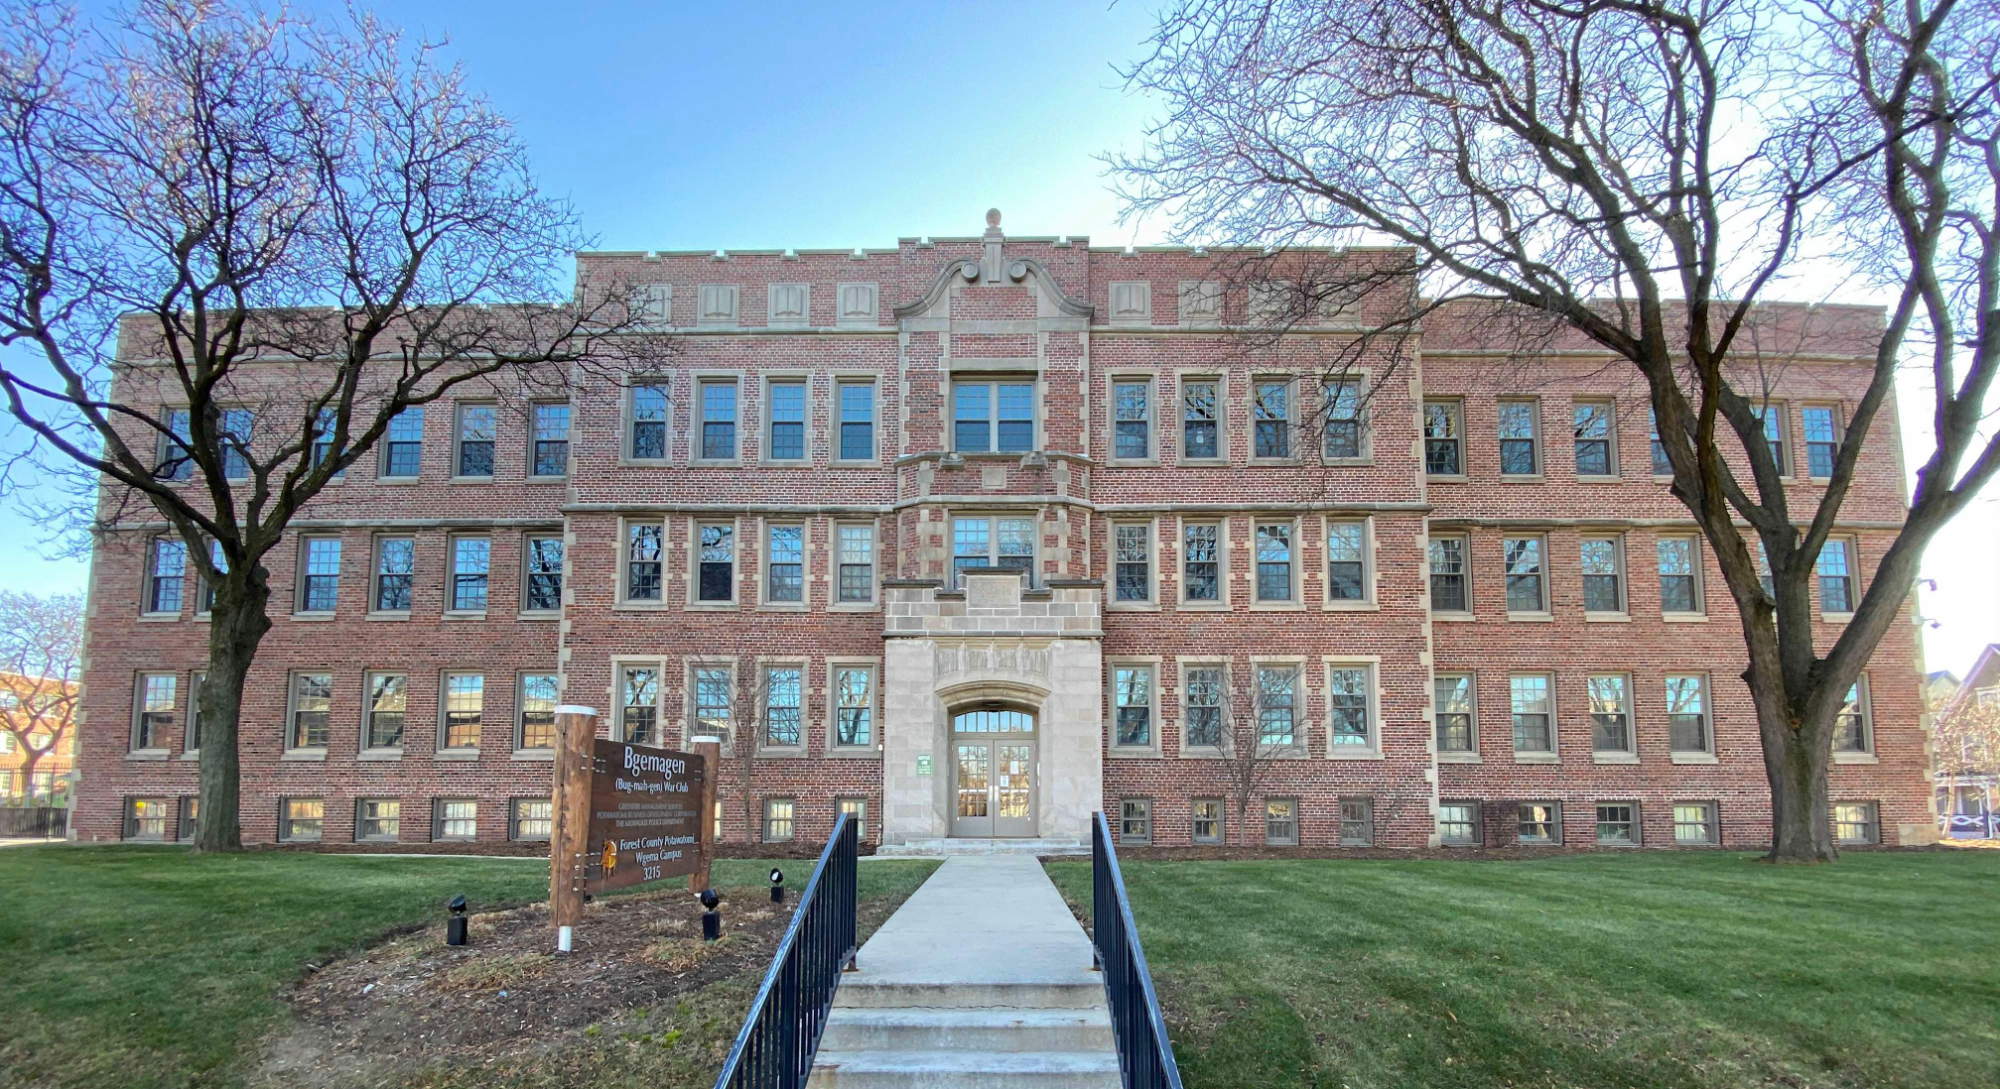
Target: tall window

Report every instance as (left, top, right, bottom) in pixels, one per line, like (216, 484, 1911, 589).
(219, 408, 253, 480)
(1423, 400, 1463, 475)
(1817, 539, 1855, 613)
(1112, 380, 1151, 459)
(1580, 536, 1624, 613)
(1834, 679, 1871, 753)
(523, 535, 563, 611)
(1184, 667, 1224, 749)
(518, 674, 558, 749)
(310, 408, 342, 474)
(374, 537, 414, 612)
(1113, 666, 1152, 747)
(836, 525, 875, 603)
(1673, 801, 1718, 845)
(147, 537, 187, 613)
(763, 798, 795, 843)
(834, 666, 874, 747)
(700, 380, 738, 459)
(837, 797, 869, 839)
(1510, 674, 1553, 753)
(1256, 666, 1297, 747)
(697, 523, 735, 602)
(1327, 666, 1371, 748)
(626, 523, 663, 601)
(1181, 379, 1219, 458)
(951, 516, 1035, 586)
(282, 798, 325, 842)
(1649, 408, 1672, 474)
(365, 673, 406, 749)
(1252, 379, 1291, 458)
(619, 667, 659, 745)
(1120, 799, 1153, 845)
(1326, 521, 1366, 602)
(693, 666, 733, 745)
(766, 524, 804, 603)
(630, 384, 668, 459)
(1596, 802, 1639, 845)
(1339, 797, 1375, 846)
(1497, 399, 1540, 475)
(1572, 400, 1613, 475)
(1429, 536, 1468, 612)
(1657, 537, 1700, 613)
(766, 380, 806, 460)
(1113, 524, 1151, 603)
(764, 666, 803, 746)
(382, 407, 423, 477)
(435, 799, 477, 840)
(954, 380, 1035, 453)
(1434, 674, 1475, 753)
(1254, 522, 1293, 602)
(1801, 406, 1839, 478)
(455, 403, 495, 477)
(134, 673, 176, 750)
(289, 673, 332, 749)
(1666, 674, 1709, 753)
(442, 673, 483, 749)
(1588, 674, 1632, 753)
(1182, 522, 1221, 602)
(1755, 403, 1787, 473)
(450, 537, 490, 611)
(185, 672, 205, 752)
(298, 537, 341, 612)
(530, 402, 570, 477)
(156, 408, 193, 481)
(1755, 539, 1775, 600)
(838, 381, 875, 461)
(198, 539, 224, 614)
(1503, 537, 1546, 612)
(1323, 378, 1363, 459)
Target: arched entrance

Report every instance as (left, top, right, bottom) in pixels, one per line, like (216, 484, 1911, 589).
(949, 703, 1037, 837)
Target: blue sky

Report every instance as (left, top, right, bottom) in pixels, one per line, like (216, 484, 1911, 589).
(2, 0, 1993, 676)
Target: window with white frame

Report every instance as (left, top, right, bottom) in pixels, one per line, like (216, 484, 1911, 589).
(1588, 674, 1633, 754)
(1265, 798, 1299, 846)
(156, 408, 193, 481)
(1326, 521, 1367, 602)
(1833, 801, 1879, 845)
(1323, 378, 1364, 459)
(1112, 665, 1153, 748)
(1256, 666, 1298, 748)
(1666, 674, 1710, 753)
(1429, 535, 1469, 612)
(1817, 538, 1856, 614)
(767, 380, 807, 461)
(630, 384, 669, 460)
(1182, 522, 1221, 603)
(696, 523, 735, 602)
(134, 673, 175, 750)
(1434, 673, 1475, 753)
(530, 402, 570, 477)
(692, 665, 733, 745)
(512, 798, 552, 841)
(837, 797, 868, 839)
(1503, 536, 1546, 612)
(1497, 399, 1540, 475)
(356, 799, 400, 842)
(1327, 666, 1372, 750)
(766, 524, 805, 604)
(836, 524, 875, 603)
(1754, 402, 1788, 474)
(185, 671, 204, 753)
(1424, 400, 1463, 475)
(763, 666, 803, 747)
(953, 380, 1035, 453)
(1339, 797, 1374, 846)
(763, 797, 795, 842)
(625, 523, 663, 602)
(126, 797, 169, 840)
(147, 537, 187, 613)
(1252, 379, 1291, 458)
(1518, 802, 1561, 845)
(1648, 408, 1672, 475)
(1254, 522, 1294, 602)
(1834, 678, 1872, 754)
(833, 666, 874, 747)
(1439, 801, 1481, 845)
(435, 798, 477, 840)
(1120, 798, 1152, 844)
(1181, 379, 1220, 459)
(176, 796, 198, 842)
(619, 666, 660, 745)
(219, 408, 253, 480)
(1113, 523, 1152, 603)
(288, 672, 332, 749)
(382, 407, 423, 478)
(523, 535, 563, 612)
(281, 797, 324, 842)
(449, 537, 490, 611)
(1580, 536, 1625, 613)
(1801, 405, 1840, 478)
(1657, 536, 1701, 614)
(1112, 379, 1151, 459)
(298, 536, 341, 613)
(1192, 798, 1223, 844)
(374, 536, 414, 612)
(441, 673, 483, 749)
(455, 403, 495, 477)
(364, 672, 406, 749)
(1673, 801, 1718, 844)
(1183, 666, 1224, 749)
(1572, 400, 1615, 475)
(837, 381, 875, 461)
(1596, 802, 1640, 845)
(1510, 674, 1554, 754)
(952, 516, 1036, 587)
(699, 379, 738, 460)
(518, 674, 557, 750)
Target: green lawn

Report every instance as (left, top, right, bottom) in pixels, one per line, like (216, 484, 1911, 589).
(0, 846, 936, 1089)
(1045, 851, 2000, 1089)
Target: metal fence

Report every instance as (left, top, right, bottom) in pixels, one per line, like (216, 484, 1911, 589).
(1091, 810, 1184, 1089)
(0, 806, 68, 838)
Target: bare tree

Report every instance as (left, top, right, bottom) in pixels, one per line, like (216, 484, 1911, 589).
(1115, 0, 2000, 860)
(0, 591, 82, 804)
(1212, 654, 1300, 845)
(1932, 695, 2000, 837)
(0, 1, 664, 850)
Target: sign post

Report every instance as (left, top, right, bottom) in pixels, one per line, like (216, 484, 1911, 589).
(550, 705, 598, 953)
(688, 735, 721, 893)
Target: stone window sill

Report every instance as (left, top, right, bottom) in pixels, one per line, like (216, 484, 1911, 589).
(358, 749, 403, 762)
(125, 749, 170, 762)
(281, 750, 326, 762)
(1499, 474, 1547, 483)
(441, 611, 488, 622)
(1662, 613, 1709, 623)
(824, 747, 881, 760)
(1324, 601, 1380, 612)
(178, 752, 200, 762)
(366, 612, 412, 622)
(1513, 752, 1561, 765)
(1584, 613, 1632, 623)
(511, 749, 555, 762)
(290, 612, 337, 623)
(1327, 749, 1384, 761)
(1592, 752, 1641, 765)
(755, 747, 809, 760)
(1427, 474, 1470, 484)
(1832, 752, 1878, 765)
(435, 749, 482, 762)
(137, 613, 182, 623)
(449, 476, 494, 485)
(1178, 601, 1230, 611)
(375, 476, 421, 486)
(1431, 612, 1478, 623)
(1437, 751, 1483, 763)
(525, 476, 567, 485)
(1109, 747, 1163, 759)
(516, 611, 560, 622)
(1106, 602, 1161, 613)
(1670, 751, 1719, 764)
(828, 602, 881, 613)
(1507, 611, 1554, 622)
(614, 601, 671, 612)
(1577, 474, 1624, 484)
(687, 602, 739, 612)
(1249, 602, 1306, 612)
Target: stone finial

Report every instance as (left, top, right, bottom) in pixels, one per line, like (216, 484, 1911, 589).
(985, 207, 1002, 229)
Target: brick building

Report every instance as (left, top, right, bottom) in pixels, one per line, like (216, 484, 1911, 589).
(71, 214, 1930, 851)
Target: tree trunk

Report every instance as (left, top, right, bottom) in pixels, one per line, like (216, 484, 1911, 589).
(17, 746, 43, 803)
(193, 571, 273, 853)
(1758, 701, 1837, 863)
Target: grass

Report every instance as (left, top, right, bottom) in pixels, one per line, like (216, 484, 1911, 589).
(0, 845, 936, 1089)
(1045, 851, 2000, 1089)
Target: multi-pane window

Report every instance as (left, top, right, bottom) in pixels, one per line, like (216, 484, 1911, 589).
(1497, 400, 1539, 475)
(1181, 379, 1219, 458)
(442, 673, 483, 749)
(1834, 679, 1871, 753)
(523, 535, 564, 611)
(1503, 537, 1546, 612)
(310, 409, 341, 473)
(1252, 379, 1291, 458)
(1657, 537, 1700, 613)
(1510, 674, 1553, 753)
(356, 799, 400, 841)
(282, 798, 324, 842)
(1666, 674, 1710, 752)
(951, 516, 1036, 587)
(1429, 536, 1468, 612)
(1434, 674, 1475, 753)
(953, 380, 1035, 453)
(837, 797, 868, 839)
(1256, 666, 1297, 748)
(619, 667, 660, 745)
(1572, 400, 1614, 475)
(1438, 801, 1481, 846)
(1833, 802, 1879, 845)
(450, 537, 490, 611)
(1588, 674, 1632, 753)
(219, 408, 253, 481)
(834, 666, 874, 747)
(455, 404, 495, 477)
(838, 381, 876, 461)
(1254, 523, 1293, 602)
(630, 384, 668, 459)
(1112, 380, 1151, 459)
(1755, 403, 1787, 473)
(1113, 524, 1151, 603)
(1184, 667, 1224, 749)
(767, 380, 806, 460)
(185, 672, 204, 752)
(700, 380, 738, 459)
(198, 539, 224, 614)
(763, 798, 795, 843)
(1649, 408, 1672, 475)
(126, 798, 170, 840)
(289, 673, 332, 749)
(763, 666, 803, 747)
(135, 673, 176, 750)
(1120, 798, 1152, 844)
(518, 674, 558, 750)
(383, 407, 423, 477)
(1518, 802, 1561, 845)
(374, 537, 414, 612)
(1182, 522, 1221, 603)
(697, 523, 735, 602)
(1596, 802, 1640, 845)
(1328, 667, 1371, 749)
(1113, 666, 1153, 747)
(1801, 406, 1839, 478)
(1323, 378, 1364, 459)
(1817, 539, 1855, 613)
(1580, 536, 1625, 613)
(157, 408, 194, 481)
(1673, 801, 1718, 845)
(1191, 798, 1223, 844)
(766, 524, 804, 603)
(836, 525, 875, 603)
(1326, 521, 1366, 602)
(148, 536, 187, 613)
(530, 403, 570, 477)
(693, 666, 733, 745)
(625, 523, 663, 601)
(299, 537, 341, 612)
(1339, 797, 1374, 846)
(365, 673, 406, 749)
(1424, 400, 1463, 475)
(176, 796, 199, 842)
(512, 798, 553, 841)
(1265, 798, 1299, 846)
(1755, 539, 1775, 600)
(435, 799, 478, 840)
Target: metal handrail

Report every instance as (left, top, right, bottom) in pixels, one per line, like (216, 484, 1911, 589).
(1091, 810, 1185, 1089)
(712, 812, 859, 1089)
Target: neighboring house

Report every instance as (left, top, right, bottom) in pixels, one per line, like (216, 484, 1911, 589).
(0, 672, 79, 806)
(1930, 644, 2000, 838)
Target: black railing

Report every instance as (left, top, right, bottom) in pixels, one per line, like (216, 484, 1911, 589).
(0, 806, 68, 838)
(713, 812, 859, 1089)
(1091, 810, 1185, 1089)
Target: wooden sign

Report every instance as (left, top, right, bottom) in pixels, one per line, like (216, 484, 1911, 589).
(582, 739, 706, 893)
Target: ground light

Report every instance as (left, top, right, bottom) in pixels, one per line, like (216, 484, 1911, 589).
(445, 895, 468, 946)
(699, 888, 721, 941)
(770, 867, 786, 905)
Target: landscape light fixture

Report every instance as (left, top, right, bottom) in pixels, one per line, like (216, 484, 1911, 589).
(769, 868, 786, 905)
(445, 894, 469, 946)
(699, 887, 722, 941)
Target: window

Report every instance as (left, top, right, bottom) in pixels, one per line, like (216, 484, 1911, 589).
(288, 673, 331, 749)
(1802, 406, 1839, 478)
(1326, 521, 1367, 602)
(1755, 402, 1788, 474)
(298, 536, 341, 612)
(1503, 537, 1546, 612)
(1265, 798, 1299, 846)
(450, 537, 490, 612)
(624, 523, 663, 602)
(1666, 674, 1710, 753)
(836, 797, 868, 839)
(836, 525, 875, 604)
(1434, 674, 1475, 753)
(1673, 801, 1719, 845)
(767, 380, 806, 460)
(833, 666, 874, 747)
(1429, 535, 1469, 612)
(1423, 400, 1463, 475)
(1754, 540, 1775, 600)
(511, 798, 553, 841)
(1113, 524, 1152, 603)
(697, 523, 735, 602)
(1327, 666, 1372, 749)
(951, 516, 1036, 587)
(518, 674, 557, 750)
(765, 524, 804, 604)
(1596, 803, 1640, 845)
(1833, 802, 1879, 845)
(1497, 399, 1540, 475)
(177, 796, 199, 842)
(1113, 665, 1153, 747)
(1834, 679, 1872, 754)
(763, 798, 795, 843)
(693, 665, 733, 746)
(1337, 797, 1374, 846)
(1572, 400, 1614, 475)
(435, 799, 477, 840)
(356, 799, 400, 842)
(1181, 379, 1220, 459)
(1438, 801, 1481, 846)
(219, 408, 253, 481)
(1649, 408, 1673, 475)
(365, 673, 406, 749)
(185, 671, 204, 752)
(1817, 538, 1856, 614)
(382, 407, 423, 477)
(763, 666, 803, 747)
(953, 380, 1035, 453)
(1580, 536, 1625, 613)
(1657, 537, 1701, 613)
(1256, 666, 1297, 748)
(530, 402, 570, 477)
(455, 403, 495, 477)
(310, 409, 340, 472)
(198, 538, 225, 613)
(837, 381, 875, 461)
(1588, 674, 1633, 754)
(134, 673, 175, 750)
(523, 535, 563, 612)
(126, 798, 170, 840)
(1254, 522, 1294, 602)
(147, 537, 187, 613)
(1182, 522, 1221, 603)
(1323, 378, 1364, 459)
(1510, 674, 1553, 754)
(630, 384, 668, 460)
(156, 408, 193, 481)
(1112, 380, 1151, 459)
(618, 667, 660, 745)
(282, 797, 325, 842)
(1518, 802, 1562, 845)
(1184, 666, 1224, 749)
(442, 673, 483, 749)
(699, 379, 738, 460)
(1192, 798, 1223, 844)
(1252, 379, 1291, 458)
(1120, 798, 1152, 845)
(373, 537, 414, 612)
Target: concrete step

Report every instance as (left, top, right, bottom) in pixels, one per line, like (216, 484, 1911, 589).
(805, 1048, 1123, 1089)
(818, 1006, 1114, 1052)
(873, 838, 1089, 858)
(833, 979, 1106, 1010)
